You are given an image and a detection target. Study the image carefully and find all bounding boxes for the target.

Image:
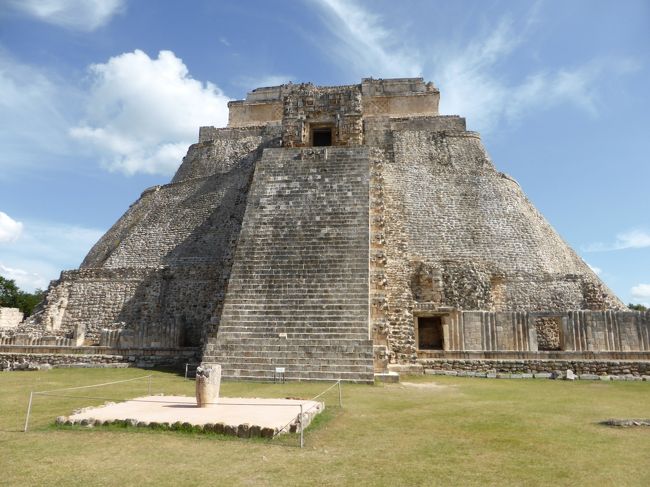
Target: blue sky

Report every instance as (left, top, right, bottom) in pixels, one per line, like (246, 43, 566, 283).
(0, 0, 648, 306)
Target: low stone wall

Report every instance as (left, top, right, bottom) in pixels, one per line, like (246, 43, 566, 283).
(416, 350, 650, 360)
(0, 346, 199, 371)
(417, 358, 650, 377)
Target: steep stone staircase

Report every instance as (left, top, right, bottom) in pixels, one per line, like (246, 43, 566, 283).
(202, 147, 374, 382)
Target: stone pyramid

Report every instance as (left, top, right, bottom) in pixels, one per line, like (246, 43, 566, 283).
(14, 78, 647, 382)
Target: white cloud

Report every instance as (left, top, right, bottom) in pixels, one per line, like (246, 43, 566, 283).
(584, 229, 650, 252)
(5, 0, 125, 31)
(70, 50, 230, 175)
(631, 284, 650, 307)
(0, 219, 104, 292)
(0, 211, 23, 242)
(312, 0, 421, 78)
(587, 263, 602, 276)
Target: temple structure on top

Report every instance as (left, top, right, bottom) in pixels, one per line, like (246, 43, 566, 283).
(3, 78, 648, 380)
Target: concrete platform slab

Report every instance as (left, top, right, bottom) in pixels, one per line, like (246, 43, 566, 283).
(64, 395, 324, 436)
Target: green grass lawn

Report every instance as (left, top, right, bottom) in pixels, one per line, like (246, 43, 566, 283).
(1, 368, 648, 486)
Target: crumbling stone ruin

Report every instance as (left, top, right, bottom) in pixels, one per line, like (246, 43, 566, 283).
(2, 78, 648, 381)
(0, 307, 23, 329)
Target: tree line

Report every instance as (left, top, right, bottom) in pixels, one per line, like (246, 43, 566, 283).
(0, 276, 44, 317)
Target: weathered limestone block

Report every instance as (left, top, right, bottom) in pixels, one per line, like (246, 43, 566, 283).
(0, 307, 23, 328)
(195, 363, 221, 407)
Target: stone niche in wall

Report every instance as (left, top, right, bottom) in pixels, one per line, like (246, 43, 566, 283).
(534, 316, 563, 351)
(410, 261, 443, 304)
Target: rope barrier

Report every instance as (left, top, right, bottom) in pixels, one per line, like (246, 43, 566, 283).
(33, 375, 153, 394)
(24, 375, 153, 432)
(24, 375, 343, 448)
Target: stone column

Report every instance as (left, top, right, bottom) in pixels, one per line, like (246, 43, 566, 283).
(195, 363, 221, 407)
(73, 323, 86, 346)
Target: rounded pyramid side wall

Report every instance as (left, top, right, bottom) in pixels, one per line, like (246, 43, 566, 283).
(384, 129, 624, 312)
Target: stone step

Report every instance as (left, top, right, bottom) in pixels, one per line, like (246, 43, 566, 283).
(232, 257, 368, 262)
(222, 288, 368, 294)
(228, 274, 366, 280)
(212, 339, 373, 349)
(220, 369, 374, 383)
(222, 297, 367, 303)
(223, 286, 368, 292)
(221, 299, 367, 305)
(220, 310, 366, 316)
(217, 303, 366, 310)
(215, 332, 369, 340)
(222, 292, 368, 298)
(206, 358, 373, 367)
(208, 353, 372, 362)
(221, 364, 374, 375)
(217, 321, 369, 328)
(212, 343, 371, 349)
(206, 340, 372, 348)
(205, 356, 373, 365)
(219, 315, 368, 322)
(205, 357, 373, 370)
(232, 243, 368, 249)
(227, 269, 368, 275)
(216, 326, 368, 334)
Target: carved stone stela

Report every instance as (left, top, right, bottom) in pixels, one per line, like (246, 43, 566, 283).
(195, 363, 221, 407)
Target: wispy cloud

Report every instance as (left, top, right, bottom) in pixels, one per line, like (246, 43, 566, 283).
(0, 49, 77, 178)
(430, 24, 623, 132)
(5, 0, 125, 31)
(235, 74, 295, 91)
(311, 0, 421, 78)
(584, 229, 650, 252)
(0, 219, 104, 292)
(70, 49, 230, 176)
(309, 0, 639, 133)
(631, 283, 650, 307)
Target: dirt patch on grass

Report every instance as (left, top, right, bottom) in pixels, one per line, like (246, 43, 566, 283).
(400, 382, 453, 391)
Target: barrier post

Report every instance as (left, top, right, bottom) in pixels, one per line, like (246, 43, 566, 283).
(24, 392, 34, 433)
(338, 380, 343, 408)
(299, 404, 304, 449)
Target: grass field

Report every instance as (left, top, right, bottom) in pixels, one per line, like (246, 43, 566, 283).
(1, 368, 648, 486)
